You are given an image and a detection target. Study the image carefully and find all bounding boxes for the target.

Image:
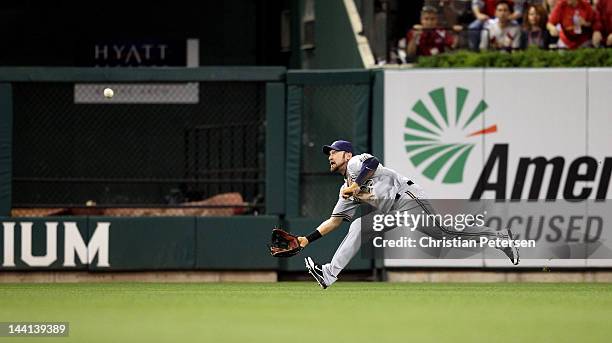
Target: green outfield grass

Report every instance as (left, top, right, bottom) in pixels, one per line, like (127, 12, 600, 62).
(0, 282, 611, 342)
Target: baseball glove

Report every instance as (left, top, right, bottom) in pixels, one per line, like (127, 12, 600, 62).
(268, 228, 303, 257)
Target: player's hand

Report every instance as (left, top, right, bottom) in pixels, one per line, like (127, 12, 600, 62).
(341, 183, 360, 199)
(412, 25, 423, 40)
(548, 26, 559, 37)
(607, 33, 612, 46)
(298, 236, 309, 248)
(593, 31, 603, 47)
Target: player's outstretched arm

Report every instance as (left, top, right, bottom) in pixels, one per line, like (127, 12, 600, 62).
(298, 216, 344, 247)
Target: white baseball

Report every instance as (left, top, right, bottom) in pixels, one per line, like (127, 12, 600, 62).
(103, 88, 114, 98)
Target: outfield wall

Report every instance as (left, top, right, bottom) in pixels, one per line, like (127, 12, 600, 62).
(1, 67, 612, 274)
(0, 217, 371, 272)
(0, 68, 374, 275)
(0, 217, 276, 271)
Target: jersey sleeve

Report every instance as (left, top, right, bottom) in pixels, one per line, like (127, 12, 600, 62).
(331, 184, 359, 222)
(548, 2, 561, 25)
(479, 24, 490, 50)
(346, 153, 374, 181)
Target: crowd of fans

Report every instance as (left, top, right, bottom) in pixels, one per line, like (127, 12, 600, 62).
(401, 0, 612, 60)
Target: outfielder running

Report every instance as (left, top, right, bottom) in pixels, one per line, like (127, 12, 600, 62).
(299, 140, 519, 289)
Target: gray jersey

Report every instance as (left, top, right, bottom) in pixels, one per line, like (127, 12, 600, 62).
(331, 153, 425, 221)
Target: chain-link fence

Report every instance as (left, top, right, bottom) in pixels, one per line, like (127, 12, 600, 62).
(293, 76, 372, 218)
(11, 81, 267, 216)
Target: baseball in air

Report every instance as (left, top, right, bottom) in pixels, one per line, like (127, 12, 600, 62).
(103, 88, 114, 98)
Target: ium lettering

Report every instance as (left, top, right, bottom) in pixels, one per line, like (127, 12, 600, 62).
(1, 222, 110, 267)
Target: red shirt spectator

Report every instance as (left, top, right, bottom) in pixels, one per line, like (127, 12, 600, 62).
(596, 0, 612, 46)
(484, 0, 499, 17)
(407, 6, 459, 57)
(548, 0, 600, 49)
(407, 29, 456, 56)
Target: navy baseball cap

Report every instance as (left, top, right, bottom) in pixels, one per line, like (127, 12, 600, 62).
(322, 140, 353, 155)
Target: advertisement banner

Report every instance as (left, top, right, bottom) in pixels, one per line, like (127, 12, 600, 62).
(586, 68, 612, 267)
(383, 68, 612, 267)
(384, 70, 485, 199)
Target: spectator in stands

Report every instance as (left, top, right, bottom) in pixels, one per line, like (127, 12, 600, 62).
(543, 0, 561, 45)
(521, 4, 551, 48)
(547, 0, 601, 49)
(594, 0, 612, 47)
(480, 1, 522, 50)
(406, 6, 462, 57)
(468, 0, 526, 50)
(424, 0, 457, 28)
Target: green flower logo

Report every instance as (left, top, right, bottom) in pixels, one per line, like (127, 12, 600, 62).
(405, 87, 497, 184)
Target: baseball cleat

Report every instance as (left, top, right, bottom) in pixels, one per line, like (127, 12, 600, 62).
(304, 257, 328, 289)
(498, 228, 520, 265)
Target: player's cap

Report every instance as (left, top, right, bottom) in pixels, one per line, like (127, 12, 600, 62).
(322, 140, 353, 155)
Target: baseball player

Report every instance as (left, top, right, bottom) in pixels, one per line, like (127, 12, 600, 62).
(298, 140, 519, 289)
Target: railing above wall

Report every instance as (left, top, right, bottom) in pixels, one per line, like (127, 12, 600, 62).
(0, 67, 287, 82)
